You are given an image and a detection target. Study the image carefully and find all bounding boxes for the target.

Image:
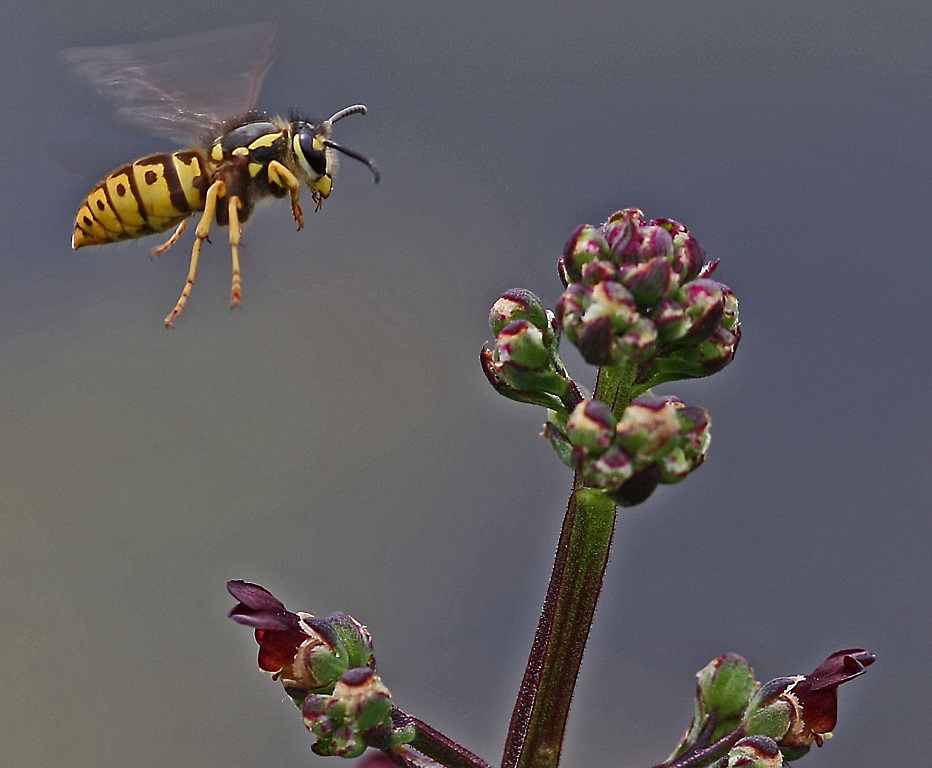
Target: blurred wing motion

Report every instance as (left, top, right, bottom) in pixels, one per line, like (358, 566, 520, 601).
(58, 23, 278, 142)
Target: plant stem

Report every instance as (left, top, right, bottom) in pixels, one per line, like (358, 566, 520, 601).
(403, 710, 493, 768)
(501, 363, 635, 768)
(500, 486, 617, 768)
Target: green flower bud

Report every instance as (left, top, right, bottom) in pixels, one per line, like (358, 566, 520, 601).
(291, 615, 352, 695)
(481, 303, 574, 412)
(497, 320, 550, 370)
(725, 736, 784, 768)
(666, 225, 706, 282)
(559, 224, 611, 285)
(743, 677, 798, 741)
(584, 446, 633, 490)
(602, 208, 646, 258)
(302, 667, 403, 758)
(618, 256, 674, 308)
(680, 279, 726, 341)
(566, 399, 617, 453)
(480, 348, 571, 412)
(325, 612, 375, 671)
(696, 653, 757, 721)
(489, 289, 550, 336)
(557, 281, 658, 367)
(615, 395, 682, 457)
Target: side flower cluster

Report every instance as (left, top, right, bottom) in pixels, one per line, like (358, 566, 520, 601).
(665, 649, 875, 767)
(227, 580, 414, 758)
(547, 395, 711, 506)
(557, 208, 740, 387)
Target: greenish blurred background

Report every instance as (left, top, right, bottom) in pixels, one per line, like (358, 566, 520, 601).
(2, 3, 928, 767)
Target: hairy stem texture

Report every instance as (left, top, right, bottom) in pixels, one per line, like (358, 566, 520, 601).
(501, 487, 617, 768)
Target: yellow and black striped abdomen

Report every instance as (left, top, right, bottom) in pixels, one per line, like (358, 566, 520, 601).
(72, 150, 210, 249)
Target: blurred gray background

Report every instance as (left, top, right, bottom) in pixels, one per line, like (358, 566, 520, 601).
(2, 2, 929, 767)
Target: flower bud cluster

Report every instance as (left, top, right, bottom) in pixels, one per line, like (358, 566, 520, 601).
(549, 394, 711, 506)
(724, 736, 784, 767)
(556, 209, 740, 384)
(227, 581, 415, 757)
(481, 288, 580, 413)
(303, 667, 415, 758)
(665, 650, 873, 766)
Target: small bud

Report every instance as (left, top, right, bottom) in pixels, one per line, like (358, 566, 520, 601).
(302, 667, 401, 758)
(482, 301, 574, 412)
(497, 320, 551, 370)
(618, 256, 674, 307)
(602, 208, 645, 258)
(325, 612, 375, 671)
(560, 224, 610, 284)
(585, 446, 633, 490)
(489, 289, 550, 335)
(743, 677, 797, 741)
(607, 463, 660, 507)
(680, 279, 726, 341)
(725, 736, 784, 768)
(696, 653, 756, 721)
(566, 400, 616, 453)
(614, 395, 683, 456)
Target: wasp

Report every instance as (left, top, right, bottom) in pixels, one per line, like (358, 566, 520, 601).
(62, 24, 379, 326)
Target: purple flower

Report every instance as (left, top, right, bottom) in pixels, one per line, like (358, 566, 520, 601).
(227, 580, 310, 677)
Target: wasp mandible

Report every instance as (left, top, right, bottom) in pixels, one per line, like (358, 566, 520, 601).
(61, 24, 379, 327)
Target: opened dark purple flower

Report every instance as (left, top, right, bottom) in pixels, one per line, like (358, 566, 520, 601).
(227, 580, 309, 676)
(783, 648, 875, 748)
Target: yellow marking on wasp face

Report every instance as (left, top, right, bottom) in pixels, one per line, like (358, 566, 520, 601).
(132, 161, 186, 219)
(232, 146, 249, 157)
(313, 174, 333, 199)
(210, 144, 224, 162)
(172, 154, 205, 210)
(248, 162, 264, 177)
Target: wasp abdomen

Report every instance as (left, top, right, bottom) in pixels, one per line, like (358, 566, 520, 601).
(72, 150, 209, 249)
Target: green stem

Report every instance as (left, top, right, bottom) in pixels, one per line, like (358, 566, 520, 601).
(594, 362, 639, 420)
(501, 363, 635, 768)
(500, 486, 617, 768)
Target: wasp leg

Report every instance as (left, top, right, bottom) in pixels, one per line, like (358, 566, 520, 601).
(227, 195, 243, 309)
(268, 159, 304, 229)
(164, 179, 225, 328)
(150, 218, 189, 259)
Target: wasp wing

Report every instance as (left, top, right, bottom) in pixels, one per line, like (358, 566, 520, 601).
(59, 23, 278, 143)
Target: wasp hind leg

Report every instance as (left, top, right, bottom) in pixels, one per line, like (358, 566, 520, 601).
(150, 218, 189, 259)
(163, 179, 225, 328)
(268, 159, 304, 229)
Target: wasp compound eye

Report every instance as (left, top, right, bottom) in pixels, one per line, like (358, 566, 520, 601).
(296, 126, 329, 177)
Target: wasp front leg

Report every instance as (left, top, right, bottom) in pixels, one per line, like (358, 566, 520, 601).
(268, 159, 304, 230)
(164, 179, 225, 328)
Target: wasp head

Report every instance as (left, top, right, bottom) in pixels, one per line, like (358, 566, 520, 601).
(290, 104, 379, 197)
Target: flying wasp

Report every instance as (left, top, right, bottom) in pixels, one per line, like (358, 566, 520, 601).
(62, 24, 379, 326)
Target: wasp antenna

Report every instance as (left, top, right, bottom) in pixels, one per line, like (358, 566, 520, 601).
(327, 104, 368, 124)
(323, 140, 380, 183)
